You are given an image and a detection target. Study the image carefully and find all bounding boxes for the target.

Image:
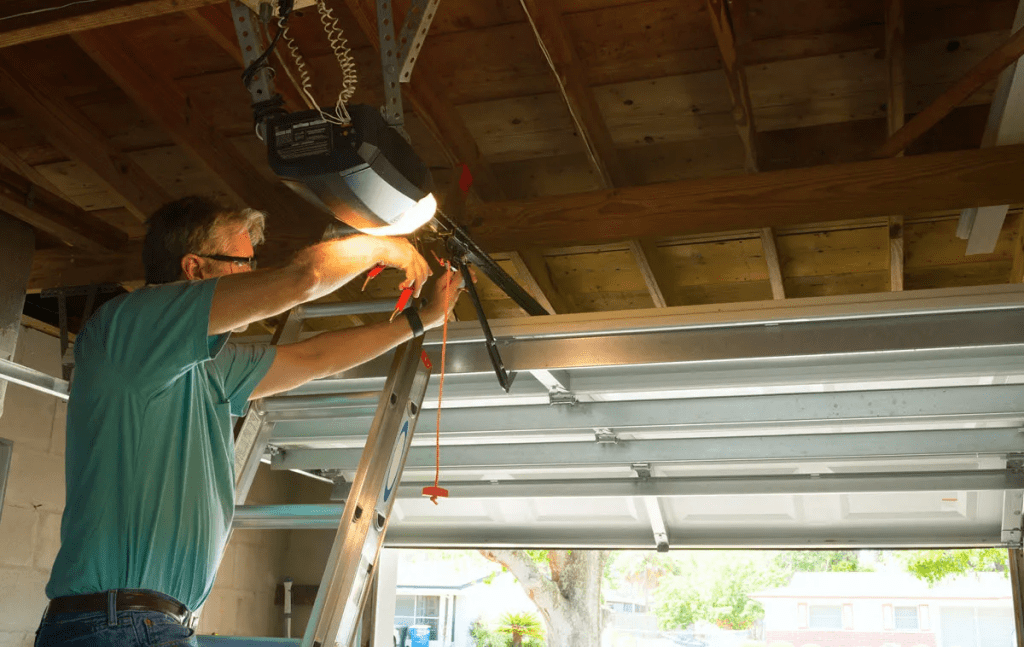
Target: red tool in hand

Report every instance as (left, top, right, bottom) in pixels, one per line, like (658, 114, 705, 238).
(362, 264, 415, 322)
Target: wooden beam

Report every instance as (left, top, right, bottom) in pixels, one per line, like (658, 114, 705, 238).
(1012, 213, 1024, 284)
(759, 227, 785, 300)
(0, 0, 221, 48)
(0, 164, 126, 253)
(72, 27, 316, 236)
(886, 0, 906, 292)
(877, 26, 1024, 158)
(705, 0, 758, 173)
(0, 54, 170, 221)
(0, 140, 66, 197)
(507, 251, 556, 315)
(518, 0, 630, 188)
(961, 1, 1024, 255)
(341, 0, 505, 201)
(510, 249, 572, 314)
(184, 5, 311, 114)
(467, 144, 1024, 251)
(29, 244, 144, 291)
(626, 239, 667, 307)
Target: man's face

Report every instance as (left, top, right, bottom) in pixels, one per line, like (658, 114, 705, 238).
(181, 225, 256, 281)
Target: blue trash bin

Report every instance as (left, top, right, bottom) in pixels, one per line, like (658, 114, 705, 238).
(408, 625, 431, 647)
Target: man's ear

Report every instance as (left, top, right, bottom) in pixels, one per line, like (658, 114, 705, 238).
(181, 254, 204, 280)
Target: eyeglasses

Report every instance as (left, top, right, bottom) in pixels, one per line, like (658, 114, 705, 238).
(198, 254, 257, 269)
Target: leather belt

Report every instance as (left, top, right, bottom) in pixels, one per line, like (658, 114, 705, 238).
(45, 591, 195, 628)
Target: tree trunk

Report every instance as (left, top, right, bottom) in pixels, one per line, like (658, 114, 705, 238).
(479, 550, 607, 647)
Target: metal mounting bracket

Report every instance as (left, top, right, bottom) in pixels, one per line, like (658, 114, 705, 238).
(456, 257, 516, 392)
(595, 428, 618, 444)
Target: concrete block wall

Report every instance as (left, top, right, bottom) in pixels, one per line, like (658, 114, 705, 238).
(0, 327, 67, 647)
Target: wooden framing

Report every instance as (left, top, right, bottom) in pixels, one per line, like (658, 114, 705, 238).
(1013, 213, 1024, 284)
(886, 0, 906, 292)
(519, 0, 630, 188)
(0, 55, 170, 221)
(0, 165, 126, 253)
(626, 239, 667, 308)
(341, 0, 504, 201)
(705, 0, 757, 173)
(72, 27, 315, 236)
(877, 25, 1024, 158)
(507, 251, 557, 315)
(469, 144, 1024, 250)
(759, 228, 785, 300)
(0, 0, 222, 48)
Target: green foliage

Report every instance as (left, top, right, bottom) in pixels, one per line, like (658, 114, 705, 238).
(470, 620, 508, 647)
(772, 551, 870, 574)
(604, 552, 682, 595)
(654, 552, 785, 631)
(894, 549, 1008, 585)
(497, 611, 546, 645)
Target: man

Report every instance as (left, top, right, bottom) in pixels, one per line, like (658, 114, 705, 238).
(35, 196, 464, 646)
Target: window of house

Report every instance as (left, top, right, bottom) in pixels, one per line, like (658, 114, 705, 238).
(808, 605, 843, 630)
(395, 595, 441, 640)
(894, 606, 919, 630)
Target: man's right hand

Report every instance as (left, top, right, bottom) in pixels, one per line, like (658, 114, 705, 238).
(366, 236, 432, 297)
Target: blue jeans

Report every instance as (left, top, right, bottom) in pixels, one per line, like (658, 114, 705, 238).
(35, 591, 197, 647)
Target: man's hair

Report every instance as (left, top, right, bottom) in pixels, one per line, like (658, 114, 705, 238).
(143, 196, 266, 284)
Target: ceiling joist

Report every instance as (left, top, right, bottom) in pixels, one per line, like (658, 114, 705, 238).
(885, 0, 906, 292)
(705, 0, 758, 173)
(468, 144, 1024, 250)
(518, 0, 631, 189)
(0, 0, 222, 49)
(341, 0, 504, 201)
(0, 54, 170, 221)
(878, 24, 1024, 158)
(71, 26, 319, 237)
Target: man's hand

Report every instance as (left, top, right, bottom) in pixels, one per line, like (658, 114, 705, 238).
(420, 266, 470, 330)
(368, 236, 432, 297)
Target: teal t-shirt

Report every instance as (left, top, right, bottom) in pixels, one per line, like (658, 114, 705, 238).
(45, 278, 276, 611)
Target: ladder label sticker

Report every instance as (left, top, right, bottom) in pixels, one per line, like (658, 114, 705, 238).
(383, 421, 410, 504)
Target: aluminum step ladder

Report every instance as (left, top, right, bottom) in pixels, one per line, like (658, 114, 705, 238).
(229, 303, 433, 647)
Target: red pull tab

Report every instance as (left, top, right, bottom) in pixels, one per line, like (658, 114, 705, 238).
(362, 264, 386, 291)
(421, 351, 433, 369)
(422, 485, 449, 505)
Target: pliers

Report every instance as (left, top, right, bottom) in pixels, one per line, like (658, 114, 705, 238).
(362, 264, 414, 322)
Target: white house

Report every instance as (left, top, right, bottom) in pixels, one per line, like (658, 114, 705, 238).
(750, 571, 1015, 647)
(393, 553, 539, 647)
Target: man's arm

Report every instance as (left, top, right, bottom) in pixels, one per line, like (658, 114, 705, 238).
(207, 235, 431, 335)
(250, 270, 464, 399)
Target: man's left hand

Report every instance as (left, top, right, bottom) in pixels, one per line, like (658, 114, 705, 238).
(420, 265, 471, 330)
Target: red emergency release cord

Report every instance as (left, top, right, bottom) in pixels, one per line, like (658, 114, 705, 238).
(422, 261, 453, 504)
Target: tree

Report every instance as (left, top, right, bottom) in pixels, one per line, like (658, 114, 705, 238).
(497, 611, 545, 647)
(605, 552, 680, 608)
(773, 550, 867, 574)
(479, 550, 607, 647)
(894, 549, 1008, 585)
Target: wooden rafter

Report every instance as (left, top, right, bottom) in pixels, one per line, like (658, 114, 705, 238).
(877, 25, 1024, 158)
(341, 0, 504, 201)
(508, 250, 572, 314)
(468, 144, 1024, 250)
(72, 26, 317, 236)
(705, 0, 757, 173)
(0, 54, 170, 221)
(518, 0, 630, 188)
(626, 240, 667, 308)
(759, 228, 785, 300)
(0, 0, 222, 48)
(885, 0, 905, 292)
(0, 164, 126, 253)
(183, 5, 311, 114)
(1012, 213, 1024, 284)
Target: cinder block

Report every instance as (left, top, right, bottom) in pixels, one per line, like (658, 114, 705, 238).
(13, 328, 61, 378)
(5, 445, 65, 512)
(0, 504, 36, 567)
(33, 511, 62, 570)
(0, 567, 49, 633)
(0, 383, 57, 453)
(215, 541, 238, 588)
(48, 402, 66, 456)
(0, 630, 35, 647)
